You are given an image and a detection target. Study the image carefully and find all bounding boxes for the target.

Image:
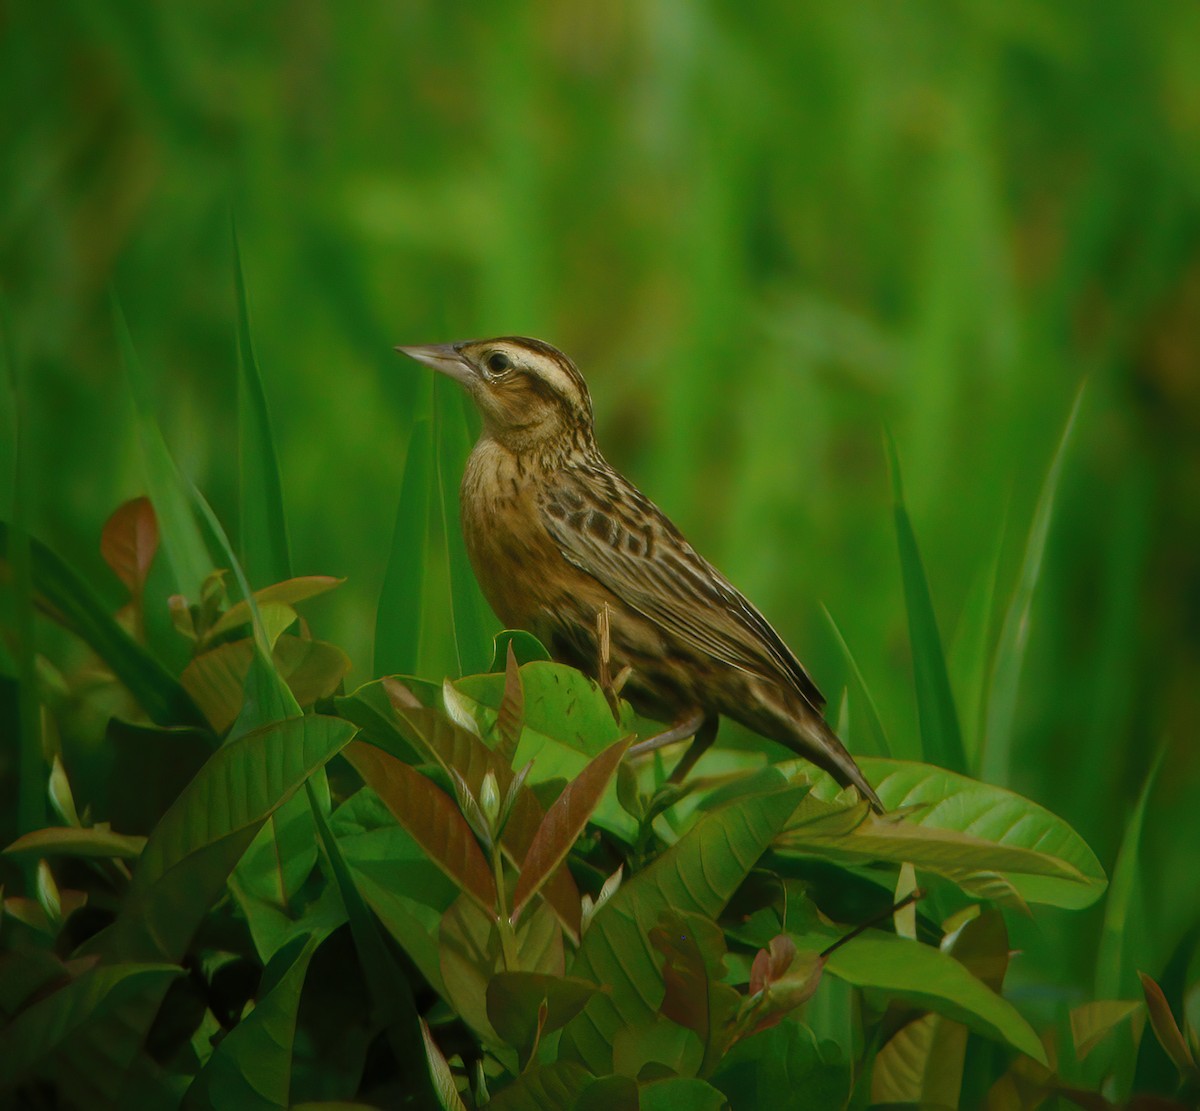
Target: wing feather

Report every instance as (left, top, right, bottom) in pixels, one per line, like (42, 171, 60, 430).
(538, 468, 826, 712)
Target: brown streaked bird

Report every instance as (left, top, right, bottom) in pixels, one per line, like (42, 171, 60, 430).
(397, 337, 883, 812)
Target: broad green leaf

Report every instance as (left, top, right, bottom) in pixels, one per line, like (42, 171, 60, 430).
(981, 385, 1083, 785)
(809, 931, 1045, 1062)
(1096, 748, 1162, 999)
(641, 1077, 728, 1111)
(0, 522, 205, 728)
(486, 972, 602, 1061)
(99, 714, 355, 961)
(512, 736, 632, 922)
(871, 1012, 968, 1107)
(820, 605, 890, 758)
(435, 375, 496, 675)
(488, 629, 552, 670)
(344, 740, 497, 913)
(375, 416, 433, 677)
(1070, 1000, 1143, 1062)
(3, 826, 145, 861)
(207, 575, 342, 641)
(782, 758, 1106, 909)
(709, 1022, 850, 1111)
(113, 292, 213, 599)
(885, 432, 966, 772)
(0, 963, 181, 1092)
(487, 1061, 592, 1111)
(183, 931, 324, 1110)
(181, 634, 350, 733)
(560, 777, 806, 1073)
(309, 782, 437, 1109)
(233, 223, 293, 589)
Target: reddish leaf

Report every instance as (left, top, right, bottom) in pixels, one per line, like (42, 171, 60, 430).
(384, 678, 582, 940)
(1139, 972, 1197, 1074)
(345, 741, 496, 914)
(749, 935, 797, 995)
(510, 736, 632, 924)
(497, 642, 525, 764)
(101, 497, 159, 596)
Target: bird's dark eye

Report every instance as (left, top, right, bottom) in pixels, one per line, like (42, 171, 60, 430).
(487, 352, 512, 374)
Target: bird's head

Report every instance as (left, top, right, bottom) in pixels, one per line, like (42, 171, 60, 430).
(397, 337, 595, 456)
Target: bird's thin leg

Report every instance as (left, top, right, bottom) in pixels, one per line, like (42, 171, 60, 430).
(628, 708, 706, 758)
(667, 714, 719, 784)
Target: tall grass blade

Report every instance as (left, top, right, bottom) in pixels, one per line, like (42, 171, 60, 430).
(434, 376, 495, 676)
(232, 221, 292, 588)
(980, 385, 1084, 786)
(1096, 745, 1163, 1000)
(112, 291, 214, 599)
(885, 432, 967, 772)
(375, 417, 432, 677)
(821, 604, 891, 758)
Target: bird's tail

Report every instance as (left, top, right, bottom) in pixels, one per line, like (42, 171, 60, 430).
(798, 714, 884, 813)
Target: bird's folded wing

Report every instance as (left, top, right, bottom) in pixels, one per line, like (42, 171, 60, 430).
(538, 472, 826, 713)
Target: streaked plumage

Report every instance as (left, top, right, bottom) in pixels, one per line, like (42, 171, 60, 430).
(397, 337, 883, 812)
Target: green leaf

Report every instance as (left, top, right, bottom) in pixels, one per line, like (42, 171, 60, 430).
(640, 1077, 728, 1111)
(781, 758, 1106, 909)
(1096, 747, 1163, 999)
(308, 782, 437, 1109)
(344, 740, 497, 913)
(0, 963, 181, 1092)
(233, 222, 293, 589)
(810, 931, 1045, 1062)
(112, 291, 214, 599)
(207, 575, 342, 642)
(980, 384, 1083, 785)
(885, 431, 966, 772)
(709, 1022, 849, 1111)
(375, 416, 433, 677)
(99, 714, 355, 961)
(3, 826, 146, 861)
(434, 375, 496, 676)
(486, 972, 602, 1061)
(487, 1061, 593, 1111)
(0, 522, 205, 728)
(820, 605, 890, 758)
(512, 736, 632, 923)
(183, 931, 324, 1110)
(560, 777, 806, 1074)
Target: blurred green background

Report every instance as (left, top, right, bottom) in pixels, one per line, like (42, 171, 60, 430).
(3, 1, 1198, 1010)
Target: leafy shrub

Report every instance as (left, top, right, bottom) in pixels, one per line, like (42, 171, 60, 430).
(1, 285, 1196, 1110)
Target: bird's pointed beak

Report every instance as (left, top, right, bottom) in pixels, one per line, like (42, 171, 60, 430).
(394, 343, 476, 386)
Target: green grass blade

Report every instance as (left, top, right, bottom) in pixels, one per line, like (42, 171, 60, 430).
(0, 296, 43, 834)
(434, 376, 496, 676)
(885, 432, 967, 772)
(948, 514, 1006, 768)
(1095, 744, 1163, 1000)
(233, 221, 292, 588)
(308, 780, 437, 1109)
(112, 291, 214, 599)
(374, 417, 432, 677)
(980, 385, 1084, 786)
(821, 604, 891, 757)
(0, 522, 205, 729)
